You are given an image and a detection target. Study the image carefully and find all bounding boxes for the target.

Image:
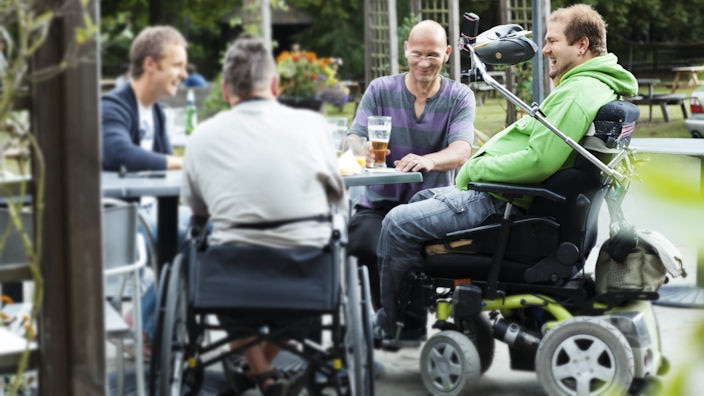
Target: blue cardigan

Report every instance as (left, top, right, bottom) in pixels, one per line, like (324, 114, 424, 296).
(101, 83, 173, 171)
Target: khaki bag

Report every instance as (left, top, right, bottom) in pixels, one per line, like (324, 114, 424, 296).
(595, 228, 686, 294)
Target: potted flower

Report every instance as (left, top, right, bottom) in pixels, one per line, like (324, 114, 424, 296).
(276, 45, 349, 111)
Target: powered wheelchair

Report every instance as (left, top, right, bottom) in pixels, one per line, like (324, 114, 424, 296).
(381, 17, 680, 396)
(149, 213, 375, 396)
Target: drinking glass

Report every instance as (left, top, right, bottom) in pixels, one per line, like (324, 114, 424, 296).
(367, 116, 392, 168)
(348, 135, 371, 169)
(326, 117, 348, 157)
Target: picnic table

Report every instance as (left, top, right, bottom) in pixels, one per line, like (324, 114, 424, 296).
(626, 78, 688, 122)
(670, 65, 704, 93)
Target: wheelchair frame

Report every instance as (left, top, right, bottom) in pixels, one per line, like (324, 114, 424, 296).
(149, 214, 375, 396)
(385, 22, 670, 396)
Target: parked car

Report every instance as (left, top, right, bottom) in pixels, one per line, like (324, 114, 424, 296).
(685, 86, 704, 138)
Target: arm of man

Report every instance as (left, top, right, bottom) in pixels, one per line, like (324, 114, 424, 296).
(395, 140, 472, 173)
(101, 97, 170, 171)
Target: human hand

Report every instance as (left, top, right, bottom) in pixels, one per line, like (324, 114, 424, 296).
(394, 154, 435, 172)
(166, 155, 183, 169)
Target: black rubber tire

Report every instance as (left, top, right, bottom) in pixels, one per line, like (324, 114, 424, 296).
(158, 254, 193, 396)
(149, 263, 172, 395)
(460, 313, 495, 374)
(343, 256, 374, 396)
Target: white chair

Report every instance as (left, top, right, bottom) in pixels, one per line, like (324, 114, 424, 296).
(102, 198, 147, 396)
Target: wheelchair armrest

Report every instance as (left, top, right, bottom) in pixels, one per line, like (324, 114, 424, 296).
(187, 214, 210, 250)
(331, 212, 347, 243)
(468, 182, 566, 204)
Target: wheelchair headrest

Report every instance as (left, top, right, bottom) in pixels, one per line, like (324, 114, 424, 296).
(472, 24, 538, 65)
(583, 100, 639, 151)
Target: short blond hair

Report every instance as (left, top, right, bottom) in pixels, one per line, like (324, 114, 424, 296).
(549, 4, 607, 56)
(130, 26, 187, 78)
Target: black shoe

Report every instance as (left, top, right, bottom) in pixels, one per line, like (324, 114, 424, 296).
(372, 319, 426, 351)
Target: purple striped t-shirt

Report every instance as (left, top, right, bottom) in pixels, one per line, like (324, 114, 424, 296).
(348, 73, 475, 208)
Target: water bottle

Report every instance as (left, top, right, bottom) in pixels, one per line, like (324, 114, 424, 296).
(185, 88, 197, 135)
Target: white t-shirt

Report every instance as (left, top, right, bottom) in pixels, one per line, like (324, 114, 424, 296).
(138, 104, 156, 207)
(181, 99, 347, 248)
(138, 104, 155, 150)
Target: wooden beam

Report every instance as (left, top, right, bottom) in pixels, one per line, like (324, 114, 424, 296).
(33, 0, 104, 394)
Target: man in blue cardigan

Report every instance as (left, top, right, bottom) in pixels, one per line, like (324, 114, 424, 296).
(101, 25, 189, 361)
(102, 25, 187, 171)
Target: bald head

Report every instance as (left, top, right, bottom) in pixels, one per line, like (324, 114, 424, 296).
(408, 20, 448, 44)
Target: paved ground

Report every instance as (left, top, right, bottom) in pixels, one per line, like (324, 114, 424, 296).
(108, 152, 704, 395)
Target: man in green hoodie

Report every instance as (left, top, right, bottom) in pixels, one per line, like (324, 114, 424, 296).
(374, 3, 638, 344)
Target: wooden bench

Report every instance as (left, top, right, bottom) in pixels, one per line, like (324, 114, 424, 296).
(626, 93, 688, 122)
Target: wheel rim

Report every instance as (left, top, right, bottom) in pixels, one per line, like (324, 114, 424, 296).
(550, 334, 617, 394)
(427, 341, 464, 390)
(536, 317, 634, 396)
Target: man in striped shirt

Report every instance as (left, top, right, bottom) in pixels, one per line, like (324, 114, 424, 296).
(347, 20, 475, 311)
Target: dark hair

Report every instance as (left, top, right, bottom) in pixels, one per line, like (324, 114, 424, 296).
(550, 4, 607, 56)
(222, 34, 276, 97)
(130, 26, 187, 79)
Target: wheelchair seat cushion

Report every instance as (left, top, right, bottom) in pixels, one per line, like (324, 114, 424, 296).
(191, 243, 339, 313)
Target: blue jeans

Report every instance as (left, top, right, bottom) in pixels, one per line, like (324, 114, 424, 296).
(375, 186, 506, 336)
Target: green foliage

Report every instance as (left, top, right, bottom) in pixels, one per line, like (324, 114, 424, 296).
(281, 0, 364, 81)
(397, 13, 420, 72)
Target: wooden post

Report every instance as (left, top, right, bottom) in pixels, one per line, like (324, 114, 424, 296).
(33, 0, 104, 394)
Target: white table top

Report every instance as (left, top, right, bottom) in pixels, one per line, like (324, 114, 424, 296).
(342, 170, 423, 187)
(630, 138, 704, 158)
(101, 170, 182, 198)
(101, 169, 424, 197)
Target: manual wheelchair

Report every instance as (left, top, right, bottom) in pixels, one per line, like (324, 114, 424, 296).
(149, 213, 375, 396)
(380, 20, 679, 396)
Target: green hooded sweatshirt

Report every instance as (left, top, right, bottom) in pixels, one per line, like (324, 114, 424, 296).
(455, 53, 637, 208)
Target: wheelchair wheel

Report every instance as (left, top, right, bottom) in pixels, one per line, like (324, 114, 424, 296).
(460, 313, 495, 374)
(358, 264, 375, 393)
(343, 257, 374, 396)
(149, 263, 171, 395)
(158, 254, 201, 396)
(420, 330, 481, 396)
(535, 316, 635, 396)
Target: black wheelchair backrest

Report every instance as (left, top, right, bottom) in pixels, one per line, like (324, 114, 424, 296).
(588, 100, 640, 150)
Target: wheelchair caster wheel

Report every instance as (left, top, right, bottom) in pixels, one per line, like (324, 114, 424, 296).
(420, 330, 481, 396)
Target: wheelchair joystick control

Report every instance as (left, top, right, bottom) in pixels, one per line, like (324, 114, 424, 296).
(493, 319, 540, 352)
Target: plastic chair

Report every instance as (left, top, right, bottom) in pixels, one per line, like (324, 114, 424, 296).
(102, 198, 147, 396)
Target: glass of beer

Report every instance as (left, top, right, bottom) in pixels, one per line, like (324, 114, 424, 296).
(368, 116, 392, 168)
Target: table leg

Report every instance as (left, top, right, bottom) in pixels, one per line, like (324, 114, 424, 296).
(156, 196, 179, 276)
(671, 72, 681, 94)
(654, 157, 704, 308)
(648, 84, 654, 121)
